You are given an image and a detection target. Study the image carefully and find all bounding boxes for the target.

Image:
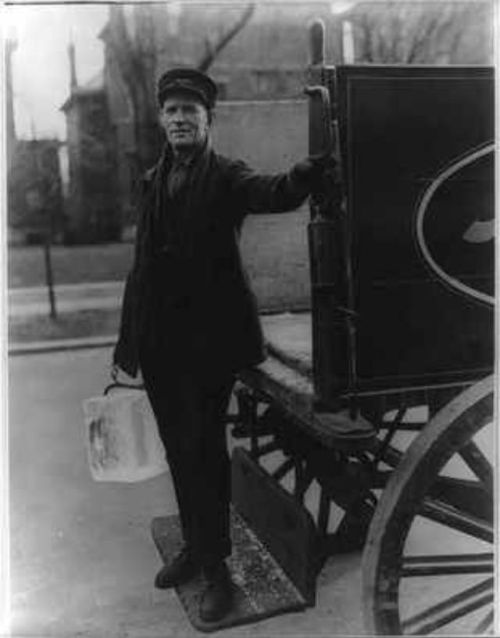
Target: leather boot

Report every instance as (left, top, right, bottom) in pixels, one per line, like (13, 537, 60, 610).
(154, 546, 199, 589)
(199, 562, 234, 622)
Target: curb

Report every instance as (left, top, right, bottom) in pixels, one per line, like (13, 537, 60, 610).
(8, 280, 124, 297)
(8, 335, 117, 356)
(7, 307, 311, 357)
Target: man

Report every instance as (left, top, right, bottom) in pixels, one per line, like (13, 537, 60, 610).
(113, 67, 330, 622)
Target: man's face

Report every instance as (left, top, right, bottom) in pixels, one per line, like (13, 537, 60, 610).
(159, 94, 210, 153)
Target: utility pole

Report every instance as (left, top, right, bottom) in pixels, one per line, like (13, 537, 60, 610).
(42, 190, 58, 321)
(30, 132, 58, 320)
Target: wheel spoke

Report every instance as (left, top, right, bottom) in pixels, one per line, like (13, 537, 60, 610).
(294, 463, 314, 500)
(254, 440, 280, 459)
(401, 577, 494, 634)
(430, 476, 492, 521)
(401, 553, 493, 577)
(272, 457, 295, 481)
(420, 497, 493, 543)
(377, 443, 404, 468)
(459, 440, 493, 492)
(473, 609, 494, 634)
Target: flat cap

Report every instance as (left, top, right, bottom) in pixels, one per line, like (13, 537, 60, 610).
(157, 67, 217, 109)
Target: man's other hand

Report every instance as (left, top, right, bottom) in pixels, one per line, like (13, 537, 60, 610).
(291, 153, 338, 192)
(111, 364, 120, 382)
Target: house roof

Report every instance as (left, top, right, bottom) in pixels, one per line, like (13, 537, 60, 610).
(60, 71, 104, 112)
(83, 71, 104, 90)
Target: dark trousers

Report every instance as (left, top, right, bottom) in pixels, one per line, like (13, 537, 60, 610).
(140, 347, 234, 569)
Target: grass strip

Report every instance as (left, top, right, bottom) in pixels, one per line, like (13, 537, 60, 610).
(9, 309, 121, 343)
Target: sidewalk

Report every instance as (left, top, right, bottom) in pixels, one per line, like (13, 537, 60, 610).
(8, 281, 124, 317)
(8, 281, 123, 356)
(8, 334, 117, 356)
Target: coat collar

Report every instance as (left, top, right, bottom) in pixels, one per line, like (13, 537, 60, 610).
(142, 138, 213, 183)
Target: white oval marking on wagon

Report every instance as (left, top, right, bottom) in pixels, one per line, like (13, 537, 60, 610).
(415, 143, 495, 306)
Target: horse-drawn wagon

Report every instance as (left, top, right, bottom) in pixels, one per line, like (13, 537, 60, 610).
(145, 19, 495, 634)
(228, 20, 495, 635)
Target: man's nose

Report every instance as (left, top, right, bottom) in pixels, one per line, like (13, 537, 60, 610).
(172, 109, 187, 123)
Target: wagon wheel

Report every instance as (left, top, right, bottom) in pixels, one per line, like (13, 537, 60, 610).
(362, 375, 494, 635)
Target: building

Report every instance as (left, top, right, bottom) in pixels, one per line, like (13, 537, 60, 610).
(60, 42, 120, 244)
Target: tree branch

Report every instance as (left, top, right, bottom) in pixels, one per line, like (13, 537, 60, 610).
(197, 4, 255, 72)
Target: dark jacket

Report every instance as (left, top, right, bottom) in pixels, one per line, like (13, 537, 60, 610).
(113, 147, 313, 378)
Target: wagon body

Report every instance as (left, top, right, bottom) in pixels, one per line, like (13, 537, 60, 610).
(335, 65, 494, 393)
(229, 36, 495, 633)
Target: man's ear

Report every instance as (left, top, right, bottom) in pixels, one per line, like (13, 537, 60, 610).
(158, 108, 166, 129)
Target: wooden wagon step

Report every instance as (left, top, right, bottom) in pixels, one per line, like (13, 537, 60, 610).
(151, 504, 309, 633)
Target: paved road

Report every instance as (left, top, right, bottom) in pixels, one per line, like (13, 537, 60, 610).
(8, 346, 494, 636)
(8, 282, 124, 317)
(8, 347, 366, 638)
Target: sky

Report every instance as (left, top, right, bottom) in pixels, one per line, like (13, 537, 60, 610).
(5, 3, 109, 140)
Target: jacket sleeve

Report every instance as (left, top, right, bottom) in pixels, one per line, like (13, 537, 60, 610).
(112, 177, 149, 378)
(227, 158, 315, 216)
(112, 271, 140, 378)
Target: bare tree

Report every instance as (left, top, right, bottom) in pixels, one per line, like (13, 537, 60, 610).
(106, 5, 159, 170)
(106, 3, 255, 171)
(198, 4, 255, 72)
(349, 1, 492, 64)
